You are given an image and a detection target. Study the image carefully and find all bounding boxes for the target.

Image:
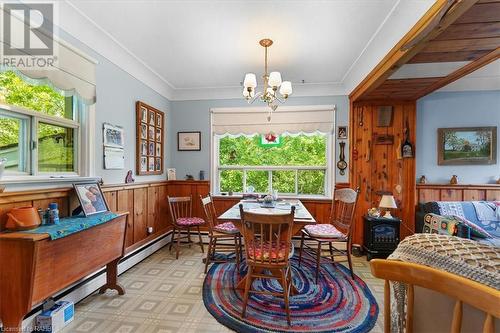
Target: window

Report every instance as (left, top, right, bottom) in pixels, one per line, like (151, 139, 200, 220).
(0, 70, 80, 176)
(215, 133, 331, 196)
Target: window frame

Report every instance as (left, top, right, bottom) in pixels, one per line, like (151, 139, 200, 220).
(211, 132, 334, 198)
(0, 101, 81, 177)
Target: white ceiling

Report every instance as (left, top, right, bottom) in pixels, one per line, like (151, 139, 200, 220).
(439, 59, 500, 92)
(390, 62, 471, 79)
(389, 59, 500, 93)
(61, 0, 497, 100)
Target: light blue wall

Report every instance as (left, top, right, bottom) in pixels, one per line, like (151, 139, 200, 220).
(169, 95, 349, 183)
(58, 30, 172, 184)
(417, 90, 500, 184)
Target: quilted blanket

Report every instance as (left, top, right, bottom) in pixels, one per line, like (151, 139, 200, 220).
(387, 233, 500, 332)
(472, 201, 498, 222)
(20, 212, 118, 240)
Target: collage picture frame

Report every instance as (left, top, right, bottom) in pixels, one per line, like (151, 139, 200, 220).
(136, 101, 165, 175)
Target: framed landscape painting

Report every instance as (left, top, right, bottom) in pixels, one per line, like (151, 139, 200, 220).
(438, 127, 497, 165)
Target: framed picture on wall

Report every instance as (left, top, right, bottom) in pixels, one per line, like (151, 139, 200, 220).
(136, 101, 165, 175)
(337, 126, 348, 139)
(178, 131, 201, 151)
(438, 126, 497, 165)
(103, 123, 124, 149)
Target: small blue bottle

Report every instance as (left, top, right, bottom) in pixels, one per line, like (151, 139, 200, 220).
(48, 202, 60, 225)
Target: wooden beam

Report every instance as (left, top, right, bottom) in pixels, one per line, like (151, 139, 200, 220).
(454, 2, 500, 24)
(349, 0, 480, 102)
(409, 50, 491, 63)
(412, 47, 500, 99)
(422, 37, 500, 53)
(435, 22, 500, 40)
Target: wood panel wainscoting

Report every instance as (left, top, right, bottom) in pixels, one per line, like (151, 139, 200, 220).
(0, 180, 348, 249)
(0, 180, 351, 326)
(0, 180, 210, 254)
(349, 100, 417, 246)
(417, 183, 500, 203)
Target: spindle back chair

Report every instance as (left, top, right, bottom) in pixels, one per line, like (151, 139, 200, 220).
(200, 194, 241, 274)
(370, 259, 500, 333)
(298, 187, 360, 282)
(239, 204, 296, 325)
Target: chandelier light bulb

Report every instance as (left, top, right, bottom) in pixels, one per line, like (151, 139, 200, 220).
(241, 39, 290, 121)
(243, 73, 257, 88)
(280, 81, 292, 96)
(268, 72, 282, 88)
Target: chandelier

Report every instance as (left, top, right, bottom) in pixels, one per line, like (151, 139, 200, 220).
(242, 39, 292, 120)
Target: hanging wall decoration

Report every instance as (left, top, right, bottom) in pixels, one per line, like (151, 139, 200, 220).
(337, 126, 348, 139)
(136, 101, 165, 175)
(337, 141, 347, 176)
(401, 120, 414, 158)
(177, 131, 201, 151)
(103, 123, 125, 170)
(438, 127, 496, 165)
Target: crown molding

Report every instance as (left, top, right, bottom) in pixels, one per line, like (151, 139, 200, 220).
(172, 82, 347, 101)
(60, 0, 436, 101)
(60, 1, 175, 100)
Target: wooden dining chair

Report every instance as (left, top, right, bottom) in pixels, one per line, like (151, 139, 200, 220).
(168, 196, 205, 259)
(370, 259, 500, 333)
(200, 194, 242, 274)
(239, 204, 296, 325)
(298, 187, 360, 282)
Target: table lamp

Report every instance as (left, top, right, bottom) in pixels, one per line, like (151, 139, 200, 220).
(379, 195, 397, 218)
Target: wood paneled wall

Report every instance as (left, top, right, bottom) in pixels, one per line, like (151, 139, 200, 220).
(0, 180, 351, 251)
(417, 184, 500, 203)
(349, 100, 417, 245)
(0, 180, 211, 253)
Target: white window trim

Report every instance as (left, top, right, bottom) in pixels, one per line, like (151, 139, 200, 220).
(209, 105, 336, 198)
(0, 101, 95, 183)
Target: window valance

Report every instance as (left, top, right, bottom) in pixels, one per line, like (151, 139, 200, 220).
(211, 105, 336, 135)
(0, 13, 97, 105)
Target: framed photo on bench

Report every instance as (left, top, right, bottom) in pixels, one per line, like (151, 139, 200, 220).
(74, 182, 110, 216)
(136, 101, 165, 175)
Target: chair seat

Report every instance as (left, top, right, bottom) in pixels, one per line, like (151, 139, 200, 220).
(247, 241, 294, 262)
(304, 224, 346, 239)
(176, 217, 205, 227)
(213, 222, 239, 234)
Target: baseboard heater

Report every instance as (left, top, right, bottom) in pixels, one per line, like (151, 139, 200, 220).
(13, 230, 173, 331)
(12, 229, 321, 330)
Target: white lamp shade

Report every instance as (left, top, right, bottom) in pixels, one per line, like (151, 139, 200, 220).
(268, 71, 282, 87)
(379, 195, 397, 209)
(243, 73, 257, 88)
(280, 81, 292, 95)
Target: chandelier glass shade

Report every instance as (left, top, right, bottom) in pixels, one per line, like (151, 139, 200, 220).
(243, 39, 292, 119)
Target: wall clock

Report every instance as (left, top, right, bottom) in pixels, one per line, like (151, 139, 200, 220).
(337, 141, 347, 175)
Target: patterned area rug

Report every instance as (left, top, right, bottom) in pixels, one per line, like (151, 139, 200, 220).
(203, 254, 378, 333)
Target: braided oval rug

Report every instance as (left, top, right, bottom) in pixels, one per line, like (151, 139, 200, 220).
(203, 254, 378, 333)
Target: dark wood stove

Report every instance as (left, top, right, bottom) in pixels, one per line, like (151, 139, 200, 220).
(363, 215, 401, 260)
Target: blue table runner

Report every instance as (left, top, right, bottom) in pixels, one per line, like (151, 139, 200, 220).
(21, 212, 119, 240)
